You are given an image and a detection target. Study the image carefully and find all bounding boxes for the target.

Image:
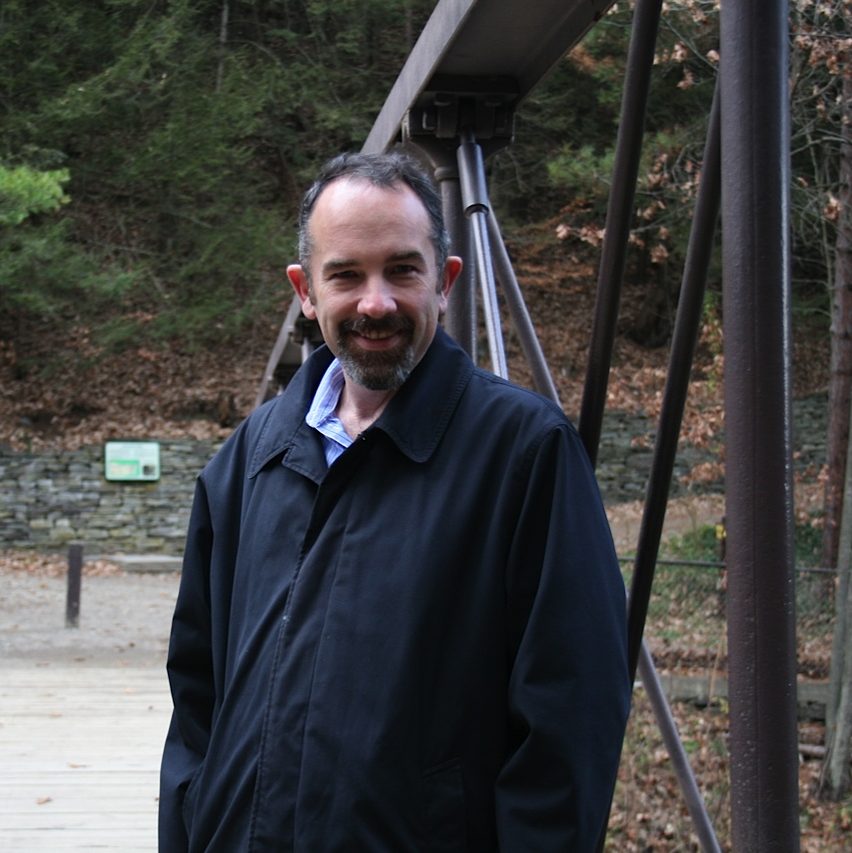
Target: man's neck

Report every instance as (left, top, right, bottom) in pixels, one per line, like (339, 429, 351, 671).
(335, 379, 397, 439)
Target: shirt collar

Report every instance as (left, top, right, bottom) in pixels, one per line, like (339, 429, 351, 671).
(305, 358, 351, 466)
(305, 357, 346, 429)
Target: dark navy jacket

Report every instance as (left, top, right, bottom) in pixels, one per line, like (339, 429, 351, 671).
(159, 328, 629, 852)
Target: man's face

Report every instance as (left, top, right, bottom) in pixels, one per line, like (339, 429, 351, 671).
(288, 178, 460, 391)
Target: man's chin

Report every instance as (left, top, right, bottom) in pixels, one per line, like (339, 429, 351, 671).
(337, 346, 415, 392)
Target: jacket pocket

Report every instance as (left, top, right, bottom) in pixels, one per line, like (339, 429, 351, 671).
(423, 758, 467, 853)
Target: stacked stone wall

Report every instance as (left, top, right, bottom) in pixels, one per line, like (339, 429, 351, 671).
(0, 441, 220, 555)
(0, 394, 828, 555)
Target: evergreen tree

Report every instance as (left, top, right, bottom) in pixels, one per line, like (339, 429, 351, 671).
(0, 0, 432, 346)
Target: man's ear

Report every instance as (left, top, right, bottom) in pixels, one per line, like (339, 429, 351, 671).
(287, 264, 316, 319)
(441, 256, 463, 300)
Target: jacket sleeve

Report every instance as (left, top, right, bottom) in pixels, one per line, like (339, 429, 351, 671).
(496, 424, 630, 851)
(159, 477, 216, 852)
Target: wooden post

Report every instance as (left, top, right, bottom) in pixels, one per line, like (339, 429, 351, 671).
(66, 542, 83, 628)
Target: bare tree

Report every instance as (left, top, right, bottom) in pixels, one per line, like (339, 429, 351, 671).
(815, 4, 852, 569)
(821, 65, 852, 800)
(216, 0, 230, 94)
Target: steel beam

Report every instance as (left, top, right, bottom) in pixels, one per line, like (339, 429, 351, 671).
(627, 85, 721, 682)
(457, 133, 508, 376)
(578, 0, 663, 468)
(720, 1, 800, 849)
(488, 211, 562, 404)
(362, 0, 616, 155)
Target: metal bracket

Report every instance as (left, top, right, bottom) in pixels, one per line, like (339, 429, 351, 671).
(404, 77, 517, 158)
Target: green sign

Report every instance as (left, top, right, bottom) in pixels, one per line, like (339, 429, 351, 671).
(104, 441, 161, 482)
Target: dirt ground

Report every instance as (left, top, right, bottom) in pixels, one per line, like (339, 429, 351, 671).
(0, 491, 723, 670)
(0, 559, 178, 668)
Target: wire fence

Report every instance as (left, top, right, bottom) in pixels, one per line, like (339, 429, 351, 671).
(621, 555, 835, 677)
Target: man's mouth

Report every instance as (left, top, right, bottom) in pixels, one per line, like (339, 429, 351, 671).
(356, 328, 397, 341)
(341, 316, 414, 348)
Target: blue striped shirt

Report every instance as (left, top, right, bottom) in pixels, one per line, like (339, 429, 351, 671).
(305, 358, 352, 467)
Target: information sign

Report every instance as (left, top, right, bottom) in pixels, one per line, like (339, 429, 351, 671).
(104, 441, 161, 482)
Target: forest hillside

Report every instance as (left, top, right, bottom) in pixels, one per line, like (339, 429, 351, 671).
(0, 1, 842, 477)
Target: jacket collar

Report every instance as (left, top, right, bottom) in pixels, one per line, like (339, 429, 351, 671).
(248, 326, 474, 477)
(370, 326, 474, 462)
(248, 346, 334, 479)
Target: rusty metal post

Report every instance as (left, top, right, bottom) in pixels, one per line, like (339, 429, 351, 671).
(720, 1, 800, 849)
(66, 542, 83, 628)
(578, 0, 663, 466)
(599, 84, 724, 853)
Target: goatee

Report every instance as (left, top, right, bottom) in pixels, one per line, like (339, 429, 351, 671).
(336, 315, 416, 391)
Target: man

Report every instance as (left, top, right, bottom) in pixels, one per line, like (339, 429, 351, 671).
(160, 151, 630, 852)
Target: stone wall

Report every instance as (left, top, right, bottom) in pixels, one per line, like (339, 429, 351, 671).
(0, 441, 220, 555)
(0, 394, 828, 555)
(596, 394, 828, 504)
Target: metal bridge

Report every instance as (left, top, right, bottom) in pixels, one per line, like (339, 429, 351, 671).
(257, 1, 798, 848)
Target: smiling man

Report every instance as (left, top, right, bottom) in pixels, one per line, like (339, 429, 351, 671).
(287, 167, 462, 440)
(160, 151, 630, 852)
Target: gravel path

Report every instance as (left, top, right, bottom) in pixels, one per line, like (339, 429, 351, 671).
(0, 565, 178, 668)
(0, 490, 735, 671)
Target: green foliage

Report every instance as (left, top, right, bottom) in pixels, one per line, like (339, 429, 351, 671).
(491, 2, 717, 225)
(663, 519, 825, 570)
(0, 162, 134, 321)
(0, 0, 433, 346)
(788, 0, 847, 303)
(794, 520, 824, 570)
(0, 164, 69, 226)
(546, 145, 616, 207)
(0, 0, 841, 352)
(492, 0, 839, 344)
(663, 524, 722, 563)
(488, 1, 722, 349)
(0, 217, 136, 318)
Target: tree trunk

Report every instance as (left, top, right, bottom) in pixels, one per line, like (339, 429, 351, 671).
(821, 70, 852, 798)
(821, 387, 852, 798)
(216, 0, 230, 94)
(822, 69, 852, 570)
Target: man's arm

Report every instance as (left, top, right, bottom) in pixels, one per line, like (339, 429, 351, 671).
(496, 424, 630, 850)
(159, 478, 216, 851)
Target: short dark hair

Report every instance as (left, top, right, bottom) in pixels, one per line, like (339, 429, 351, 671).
(297, 150, 449, 280)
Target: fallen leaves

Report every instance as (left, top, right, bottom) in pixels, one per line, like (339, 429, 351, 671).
(0, 551, 124, 578)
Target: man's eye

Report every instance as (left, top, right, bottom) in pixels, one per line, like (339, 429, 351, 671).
(390, 265, 418, 275)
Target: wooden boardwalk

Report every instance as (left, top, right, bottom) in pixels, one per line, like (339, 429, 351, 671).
(0, 665, 171, 852)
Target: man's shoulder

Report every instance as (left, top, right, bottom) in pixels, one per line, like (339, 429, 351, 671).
(464, 366, 572, 431)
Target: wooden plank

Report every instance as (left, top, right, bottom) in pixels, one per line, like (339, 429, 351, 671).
(0, 666, 171, 851)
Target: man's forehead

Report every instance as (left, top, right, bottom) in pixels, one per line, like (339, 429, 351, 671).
(308, 177, 433, 250)
(313, 176, 424, 218)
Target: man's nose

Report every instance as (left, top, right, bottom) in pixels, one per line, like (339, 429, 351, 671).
(357, 277, 396, 317)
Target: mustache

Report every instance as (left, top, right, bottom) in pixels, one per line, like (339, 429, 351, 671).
(340, 315, 414, 336)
